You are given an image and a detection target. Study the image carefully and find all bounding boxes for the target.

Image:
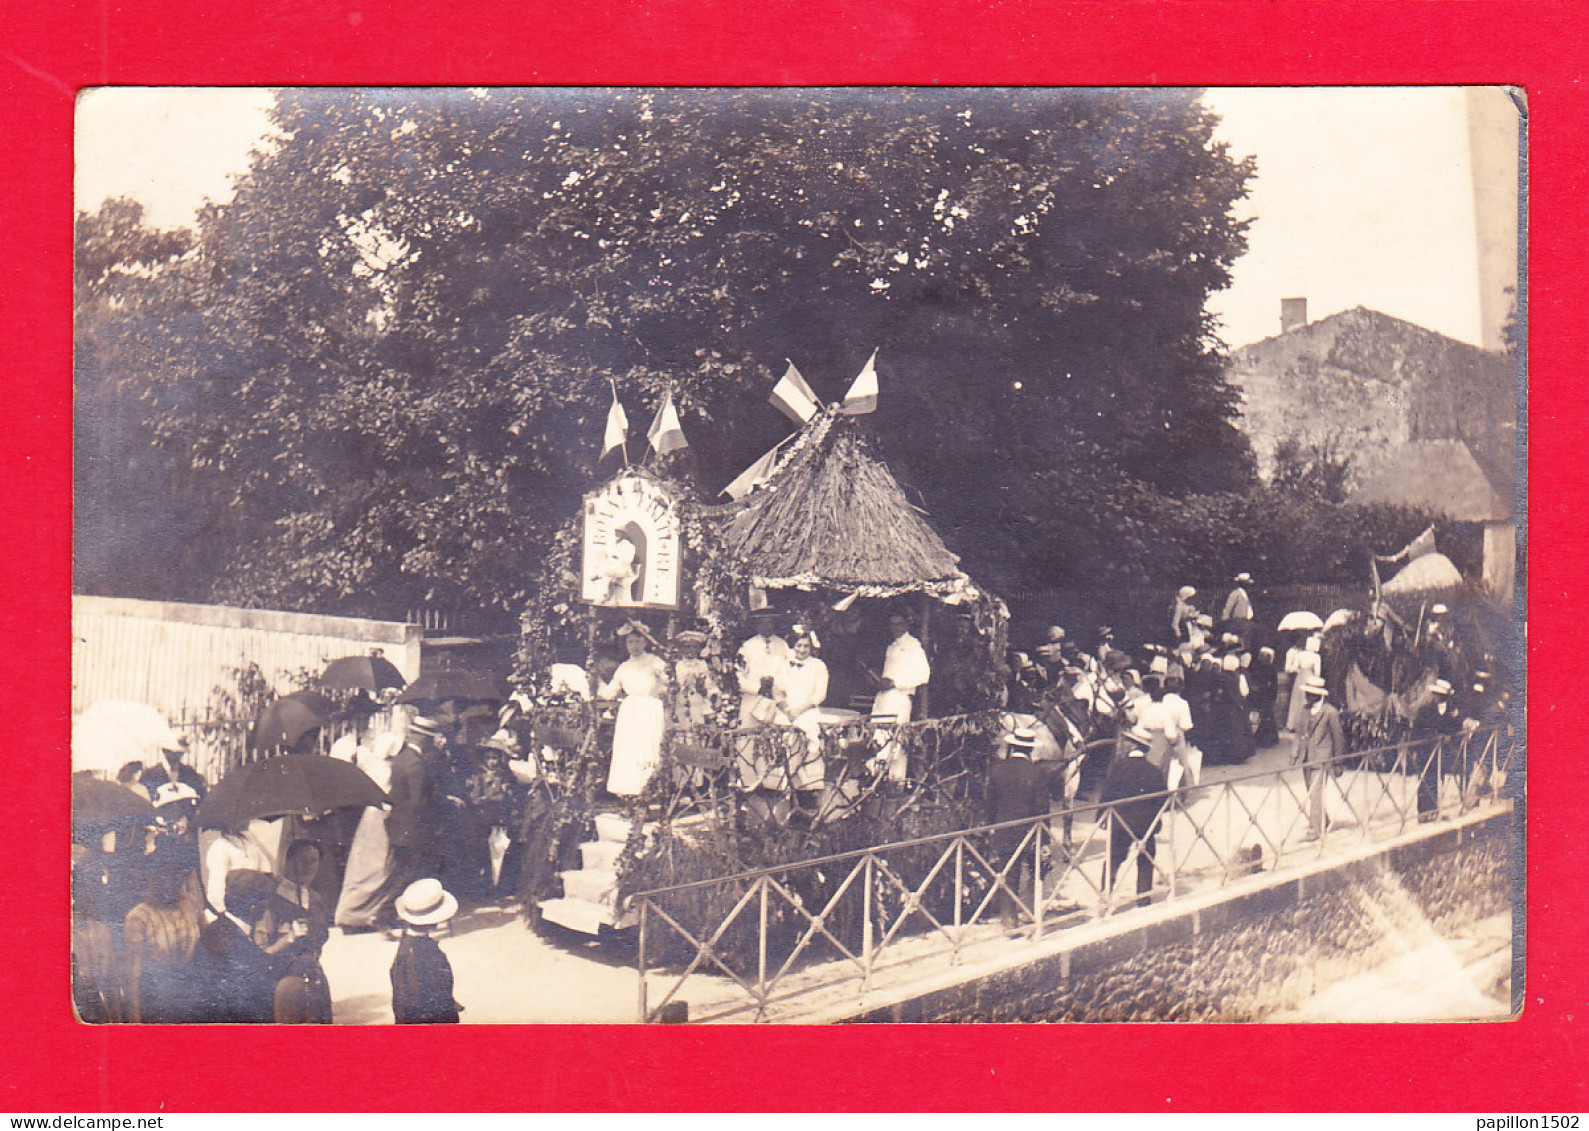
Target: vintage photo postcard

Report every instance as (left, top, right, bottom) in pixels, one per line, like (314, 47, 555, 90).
(72, 85, 1522, 1026)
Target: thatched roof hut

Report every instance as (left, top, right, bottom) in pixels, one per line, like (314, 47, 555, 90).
(715, 408, 984, 603)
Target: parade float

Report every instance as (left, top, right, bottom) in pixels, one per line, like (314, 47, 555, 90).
(507, 358, 1014, 937)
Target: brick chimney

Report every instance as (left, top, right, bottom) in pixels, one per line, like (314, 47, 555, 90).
(1281, 297, 1308, 334)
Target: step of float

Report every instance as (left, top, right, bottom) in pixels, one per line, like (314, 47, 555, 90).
(580, 838, 626, 871)
(537, 896, 619, 935)
(594, 811, 645, 843)
(559, 867, 619, 906)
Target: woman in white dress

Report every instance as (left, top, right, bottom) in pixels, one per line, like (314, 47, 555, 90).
(1284, 634, 1324, 734)
(774, 630, 830, 792)
(600, 625, 669, 796)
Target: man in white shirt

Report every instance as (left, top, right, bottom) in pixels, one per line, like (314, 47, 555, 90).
(735, 610, 789, 791)
(868, 612, 931, 782)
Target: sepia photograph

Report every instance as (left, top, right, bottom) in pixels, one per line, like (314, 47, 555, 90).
(72, 85, 1523, 1027)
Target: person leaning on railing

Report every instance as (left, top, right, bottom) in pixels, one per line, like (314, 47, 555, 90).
(1099, 725, 1169, 909)
(1410, 678, 1469, 822)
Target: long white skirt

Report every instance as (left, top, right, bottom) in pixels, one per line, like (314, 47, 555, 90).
(608, 694, 665, 796)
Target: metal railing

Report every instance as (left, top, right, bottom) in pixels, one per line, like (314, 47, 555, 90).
(630, 722, 1522, 1023)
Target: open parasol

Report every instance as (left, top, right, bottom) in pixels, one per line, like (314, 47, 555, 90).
(249, 690, 338, 752)
(320, 653, 407, 693)
(1381, 552, 1464, 596)
(1276, 610, 1325, 632)
(72, 774, 158, 826)
(1322, 608, 1357, 630)
(72, 700, 181, 775)
(195, 753, 386, 829)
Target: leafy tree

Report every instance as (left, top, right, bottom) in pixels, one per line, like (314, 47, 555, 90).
(76, 88, 1256, 617)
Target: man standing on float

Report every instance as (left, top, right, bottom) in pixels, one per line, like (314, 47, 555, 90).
(869, 611, 931, 782)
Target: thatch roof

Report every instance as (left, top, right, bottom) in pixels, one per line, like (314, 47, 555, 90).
(716, 410, 973, 598)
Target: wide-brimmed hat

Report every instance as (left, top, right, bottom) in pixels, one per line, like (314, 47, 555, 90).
(1234, 572, 1252, 584)
(1177, 586, 1197, 600)
(1429, 679, 1454, 696)
(676, 630, 708, 646)
(480, 728, 518, 756)
(408, 713, 446, 740)
(1303, 675, 1329, 697)
(396, 878, 458, 926)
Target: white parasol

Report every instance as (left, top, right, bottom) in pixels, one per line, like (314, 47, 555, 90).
(1323, 608, 1357, 630)
(72, 700, 181, 776)
(1276, 610, 1325, 632)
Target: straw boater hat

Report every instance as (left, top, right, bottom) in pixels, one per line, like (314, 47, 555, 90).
(408, 712, 446, 740)
(1005, 726, 1037, 753)
(1177, 585, 1197, 600)
(1429, 679, 1454, 696)
(396, 878, 458, 927)
(676, 629, 708, 646)
(1234, 572, 1252, 583)
(1303, 675, 1329, 697)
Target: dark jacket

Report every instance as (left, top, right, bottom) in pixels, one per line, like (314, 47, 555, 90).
(1099, 752, 1169, 837)
(986, 755, 1053, 827)
(195, 916, 275, 1024)
(391, 933, 460, 1024)
(385, 742, 441, 850)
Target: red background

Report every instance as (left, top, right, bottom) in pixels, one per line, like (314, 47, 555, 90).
(6, 0, 1582, 1112)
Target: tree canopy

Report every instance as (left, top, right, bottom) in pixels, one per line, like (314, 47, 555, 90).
(76, 87, 1262, 618)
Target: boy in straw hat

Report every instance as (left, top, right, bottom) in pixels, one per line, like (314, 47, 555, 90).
(390, 878, 461, 1024)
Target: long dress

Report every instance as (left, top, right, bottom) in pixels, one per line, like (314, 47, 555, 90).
(1285, 649, 1323, 733)
(335, 733, 404, 929)
(600, 653, 669, 796)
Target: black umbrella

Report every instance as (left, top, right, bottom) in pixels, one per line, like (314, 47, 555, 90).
(71, 774, 158, 826)
(249, 690, 338, 752)
(195, 754, 386, 829)
(397, 669, 510, 705)
(321, 654, 407, 693)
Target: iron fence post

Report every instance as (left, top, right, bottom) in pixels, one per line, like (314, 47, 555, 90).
(1032, 821, 1044, 940)
(862, 855, 874, 993)
(637, 899, 649, 1023)
(952, 837, 964, 963)
(758, 877, 769, 1010)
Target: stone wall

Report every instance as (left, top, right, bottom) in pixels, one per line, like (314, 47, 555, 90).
(842, 816, 1516, 1023)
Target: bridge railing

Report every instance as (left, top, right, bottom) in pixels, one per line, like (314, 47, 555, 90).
(630, 722, 1522, 1023)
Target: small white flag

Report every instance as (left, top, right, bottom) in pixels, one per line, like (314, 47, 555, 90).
(840, 349, 879, 415)
(722, 442, 783, 500)
(1379, 524, 1437, 564)
(646, 389, 688, 456)
(769, 361, 819, 424)
(601, 386, 629, 459)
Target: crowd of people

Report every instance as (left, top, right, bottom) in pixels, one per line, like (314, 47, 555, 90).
(72, 573, 1517, 1020)
(71, 701, 494, 1025)
(987, 574, 1516, 909)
